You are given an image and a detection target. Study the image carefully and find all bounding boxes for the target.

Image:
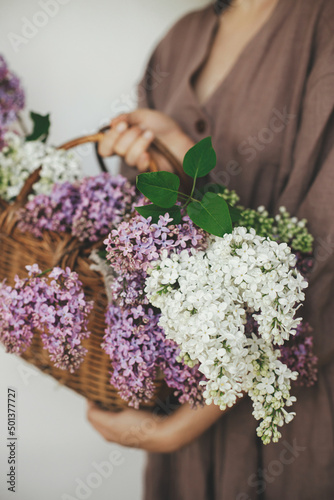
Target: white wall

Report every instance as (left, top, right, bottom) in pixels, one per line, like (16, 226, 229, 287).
(0, 1, 208, 499)
(1, 0, 209, 175)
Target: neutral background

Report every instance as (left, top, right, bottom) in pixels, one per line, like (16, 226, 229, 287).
(0, 1, 208, 499)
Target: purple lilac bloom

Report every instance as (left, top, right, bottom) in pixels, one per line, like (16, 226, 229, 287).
(102, 212, 207, 407)
(0, 55, 25, 149)
(103, 305, 162, 407)
(279, 322, 318, 387)
(71, 174, 136, 242)
(17, 182, 81, 237)
(17, 173, 137, 242)
(159, 338, 205, 406)
(103, 304, 205, 409)
(0, 130, 4, 150)
(110, 272, 149, 308)
(0, 265, 93, 373)
(104, 212, 207, 274)
(294, 251, 314, 278)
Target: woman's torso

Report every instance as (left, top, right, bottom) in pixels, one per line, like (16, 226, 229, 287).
(141, 1, 334, 498)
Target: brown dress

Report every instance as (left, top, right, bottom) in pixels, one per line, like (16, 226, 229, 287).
(127, 1, 334, 498)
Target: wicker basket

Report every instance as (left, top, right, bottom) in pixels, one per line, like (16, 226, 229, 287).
(0, 129, 186, 411)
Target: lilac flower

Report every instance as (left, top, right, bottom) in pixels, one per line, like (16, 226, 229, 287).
(294, 251, 314, 278)
(0, 265, 93, 373)
(17, 174, 137, 242)
(0, 55, 25, 149)
(17, 182, 81, 237)
(71, 174, 136, 242)
(101, 212, 207, 407)
(104, 212, 207, 275)
(110, 273, 149, 308)
(279, 322, 318, 387)
(0, 283, 34, 354)
(245, 312, 318, 386)
(103, 304, 205, 409)
(26, 263, 42, 275)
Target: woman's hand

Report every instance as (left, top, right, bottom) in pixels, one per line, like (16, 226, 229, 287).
(98, 109, 194, 172)
(87, 400, 224, 454)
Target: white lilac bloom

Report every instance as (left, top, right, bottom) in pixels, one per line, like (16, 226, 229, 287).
(0, 131, 81, 201)
(145, 226, 308, 443)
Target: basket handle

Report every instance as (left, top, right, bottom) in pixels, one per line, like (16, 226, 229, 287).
(8, 127, 189, 212)
(58, 126, 189, 188)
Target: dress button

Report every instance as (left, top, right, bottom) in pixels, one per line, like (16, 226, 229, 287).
(195, 119, 207, 134)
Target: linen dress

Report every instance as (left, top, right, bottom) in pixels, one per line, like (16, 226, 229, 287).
(125, 1, 334, 498)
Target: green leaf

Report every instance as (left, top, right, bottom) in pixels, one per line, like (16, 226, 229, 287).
(135, 204, 182, 224)
(227, 204, 243, 223)
(183, 137, 216, 179)
(98, 250, 108, 260)
(187, 192, 232, 237)
(26, 112, 51, 143)
(136, 171, 180, 208)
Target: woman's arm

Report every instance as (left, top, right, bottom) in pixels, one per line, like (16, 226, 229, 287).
(87, 400, 226, 454)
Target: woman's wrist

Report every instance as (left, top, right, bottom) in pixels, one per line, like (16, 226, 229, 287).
(87, 400, 228, 454)
(146, 402, 225, 454)
(164, 129, 195, 165)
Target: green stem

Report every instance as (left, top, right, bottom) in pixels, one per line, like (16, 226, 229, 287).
(37, 268, 52, 277)
(178, 191, 202, 210)
(189, 176, 198, 201)
(177, 190, 202, 205)
(176, 191, 189, 201)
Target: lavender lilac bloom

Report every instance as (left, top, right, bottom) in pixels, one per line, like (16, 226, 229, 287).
(104, 303, 205, 408)
(0, 264, 93, 373)
(72, 174, 136, 242)
(294, 251, 314, 278)
(18, 182, 81, 237)
(104, 212, 207, 274)
(18, 174, 137, 242)
(0, 55, 25, 150)
(279, 322, 318, 387)
(110, 272, 148, 308)
(103, 213, 207, 408)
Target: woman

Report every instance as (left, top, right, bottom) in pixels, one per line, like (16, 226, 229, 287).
(87, 0, 334, 498)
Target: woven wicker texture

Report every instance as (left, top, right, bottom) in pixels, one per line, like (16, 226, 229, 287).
(0, 131, 185, 410)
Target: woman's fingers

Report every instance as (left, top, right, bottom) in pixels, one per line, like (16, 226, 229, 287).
(124, 129, 154, 168)
(87, 403, 113, 440)
(113, 125, 143, 157)
(110, 110, 147, 129)
(98, 121, 128, 157)
(110, 113, 130, 128)
(137, 151, 151, 172)
(99, 118, 155, 171)
(86, 402, 146, 447)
